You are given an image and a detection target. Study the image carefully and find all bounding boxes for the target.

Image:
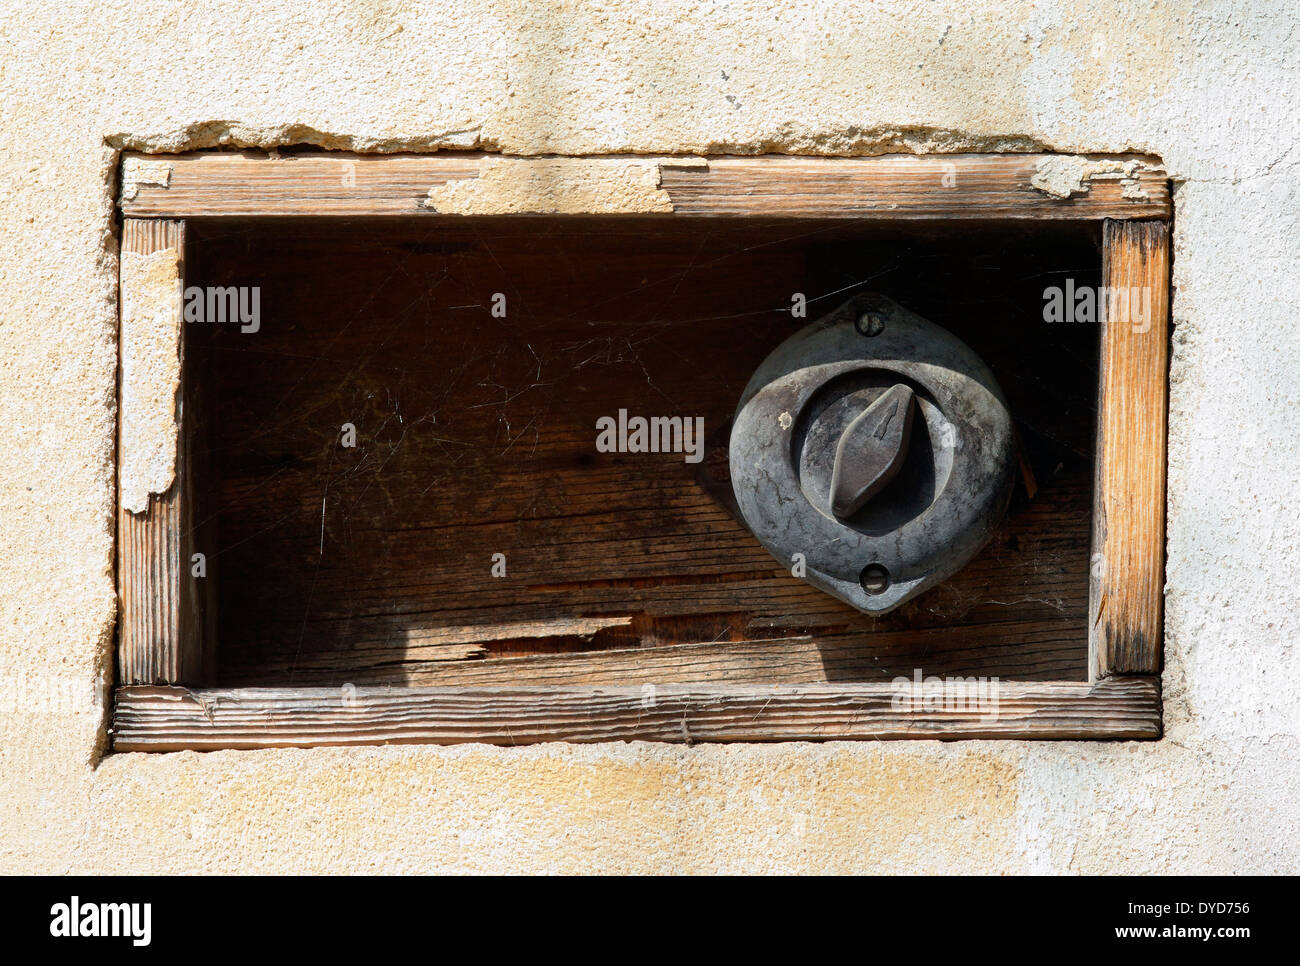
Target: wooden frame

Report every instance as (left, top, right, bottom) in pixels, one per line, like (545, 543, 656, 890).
(1091, 220, 1169, 679)
(117, 218, 217, 685)
(120, 152, 1169, 221)
(115, 679, 1159, 750)
(112, 151, 1170, 750)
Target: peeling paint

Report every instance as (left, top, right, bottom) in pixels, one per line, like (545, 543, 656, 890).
(120, 158, 171, 201)
(1030, 156, 1149, 200)
(423, 157, 706, 214)
(118, 249, 181, 513)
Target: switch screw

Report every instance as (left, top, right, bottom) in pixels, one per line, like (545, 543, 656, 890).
(859, 563, 890, 594)
(856, 311, 885, 337)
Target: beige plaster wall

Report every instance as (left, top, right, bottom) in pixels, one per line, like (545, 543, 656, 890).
(1, 0, 1296, 873)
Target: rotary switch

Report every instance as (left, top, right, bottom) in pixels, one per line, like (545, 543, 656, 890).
(729, 293, 1016, 615)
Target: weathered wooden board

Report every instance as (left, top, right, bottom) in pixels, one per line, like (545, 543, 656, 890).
(118, 217, 213, 684)
(182, 218, 1100, 688)
(113, 676, 1160, 750)
(1090, 220, 1169, 677)
(120, 152, 1170, 221)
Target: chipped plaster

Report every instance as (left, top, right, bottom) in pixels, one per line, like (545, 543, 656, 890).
(119, 158, 172, 202)
(1, 0, 1297, 873)
(1030, 156, 1149, 200)
(118, 248, 181, 513)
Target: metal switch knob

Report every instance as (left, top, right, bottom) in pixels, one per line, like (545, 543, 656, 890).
(829, 383, 915, 519)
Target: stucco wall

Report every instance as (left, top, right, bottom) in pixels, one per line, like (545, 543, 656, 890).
(1, 0, 1296, 873)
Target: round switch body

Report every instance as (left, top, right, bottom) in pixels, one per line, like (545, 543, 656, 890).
(729, 293, 1016, 615)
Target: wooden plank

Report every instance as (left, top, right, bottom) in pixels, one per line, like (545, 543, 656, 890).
(112, 677, 1161, 750)
(218, 624, 1093, 687)
(217, 621, 1091, 689)
(664, 156, 1168, 220)
(1090, 220, 1170, 678)
(117, 218, 209, 684)
(121, 152, 1169, 220)
(186, 219, 1097, 688)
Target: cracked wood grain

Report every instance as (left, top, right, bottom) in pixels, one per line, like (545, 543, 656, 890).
(118, 217, 213, 685)
(193, 221, 1097, 689)
(113, 676, 1160, 749)
(120, 152, 1170, 220)
(1090, 220, 1170, 678)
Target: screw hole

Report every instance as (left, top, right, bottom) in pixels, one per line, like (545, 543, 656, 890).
(859, 563, 890, 594)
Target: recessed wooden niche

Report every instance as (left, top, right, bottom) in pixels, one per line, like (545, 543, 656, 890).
(112, 152, 1169, 749)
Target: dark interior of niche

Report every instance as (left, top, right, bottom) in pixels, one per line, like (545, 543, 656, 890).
(183, 216, 1102, 688)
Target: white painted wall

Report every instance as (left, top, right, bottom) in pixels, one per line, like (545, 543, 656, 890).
(0, 0, 1295, 872)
